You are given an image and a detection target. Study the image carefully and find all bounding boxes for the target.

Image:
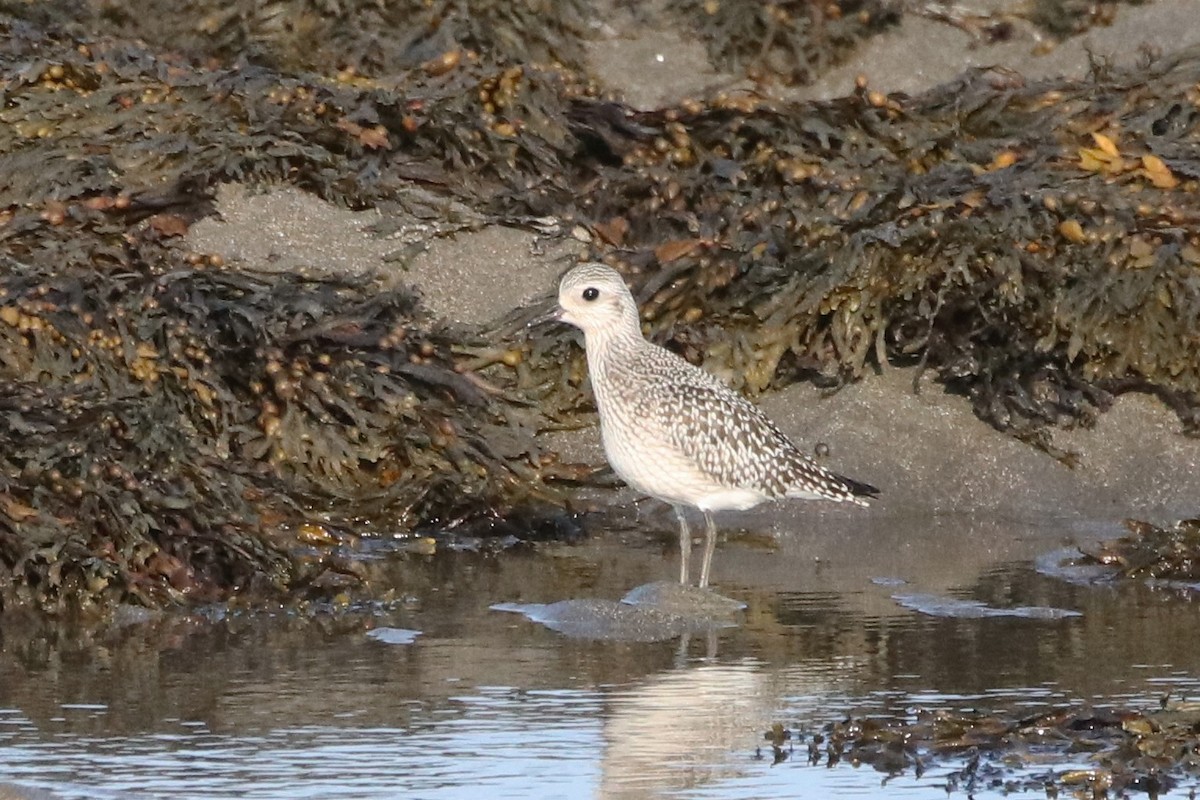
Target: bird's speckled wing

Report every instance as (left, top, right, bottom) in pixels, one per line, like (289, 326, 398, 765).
(634, 343, 873, 503)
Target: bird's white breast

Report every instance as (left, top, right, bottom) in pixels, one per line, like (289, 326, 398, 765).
(593, 356, 771, 512)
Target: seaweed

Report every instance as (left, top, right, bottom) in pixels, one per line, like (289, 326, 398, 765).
(0, 17, 593, 214)
(912, 0, 1152, 44)
(664, 0, 901, 86)
(0, 0, 593, 78)
(0, 220, 562, 613)
(781, 700, 1200, 795)
(1076, 518, 1200, 581)
(1027, 0, 1149, 39)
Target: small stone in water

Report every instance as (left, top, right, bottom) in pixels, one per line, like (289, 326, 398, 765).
(366, 627, 422, 645)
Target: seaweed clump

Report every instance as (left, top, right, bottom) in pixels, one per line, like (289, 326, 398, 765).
(7, 0, 594, 78)
(0, 235, 559, 613)
(665, 0, 901, 85)
(912, 0, 1151, 43)
(0, 10, 611, 613)
(780, 703, 1200, 795)
(1027, 0, 1149, 39)
(1076, 518, 1200, 581)
(0, 14, 597, 218)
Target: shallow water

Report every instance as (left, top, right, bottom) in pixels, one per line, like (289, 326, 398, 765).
(2, 510, 1200, 799)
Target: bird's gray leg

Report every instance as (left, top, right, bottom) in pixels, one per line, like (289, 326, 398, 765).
(673, 506, 691, 585)
(699, 511, 718, 589)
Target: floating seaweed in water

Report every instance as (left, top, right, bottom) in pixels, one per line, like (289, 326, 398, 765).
(782, 700, 1200, 795)
(1075, 518, 1200, 581)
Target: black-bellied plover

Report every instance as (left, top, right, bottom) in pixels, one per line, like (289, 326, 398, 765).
(546, 262, 878, 588)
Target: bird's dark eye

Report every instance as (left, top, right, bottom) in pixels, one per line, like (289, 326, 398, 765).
(582, 287, 599, 301)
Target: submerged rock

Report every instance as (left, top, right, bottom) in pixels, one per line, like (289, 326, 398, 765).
(492, 582, 744, 641)
(621, 580, 747, 616)
(891, 592, 1081, 619)
(365, 627, 422, 645)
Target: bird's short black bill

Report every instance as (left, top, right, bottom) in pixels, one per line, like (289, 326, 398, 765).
(527, 306, 563, 328)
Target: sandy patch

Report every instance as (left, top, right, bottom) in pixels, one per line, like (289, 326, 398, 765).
(187, 184, 584, 326)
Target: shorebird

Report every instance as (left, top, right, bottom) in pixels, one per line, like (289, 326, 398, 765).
(544, 262, 877, 588)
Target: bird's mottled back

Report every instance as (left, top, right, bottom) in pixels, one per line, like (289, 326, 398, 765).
(554, 263, 877, 508)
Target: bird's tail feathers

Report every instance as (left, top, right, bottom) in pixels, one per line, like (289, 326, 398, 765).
(837, 473, 879, 506)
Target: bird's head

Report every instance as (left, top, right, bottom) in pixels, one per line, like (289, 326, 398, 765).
(553, 263, 642, 339)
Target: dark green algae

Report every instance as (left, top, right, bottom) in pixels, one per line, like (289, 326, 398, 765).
(1074, 518, 1200, 582)
(1, 5, 1199, 614)
(663, 0, 902, 86)
(771, 701, 1200, 796)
